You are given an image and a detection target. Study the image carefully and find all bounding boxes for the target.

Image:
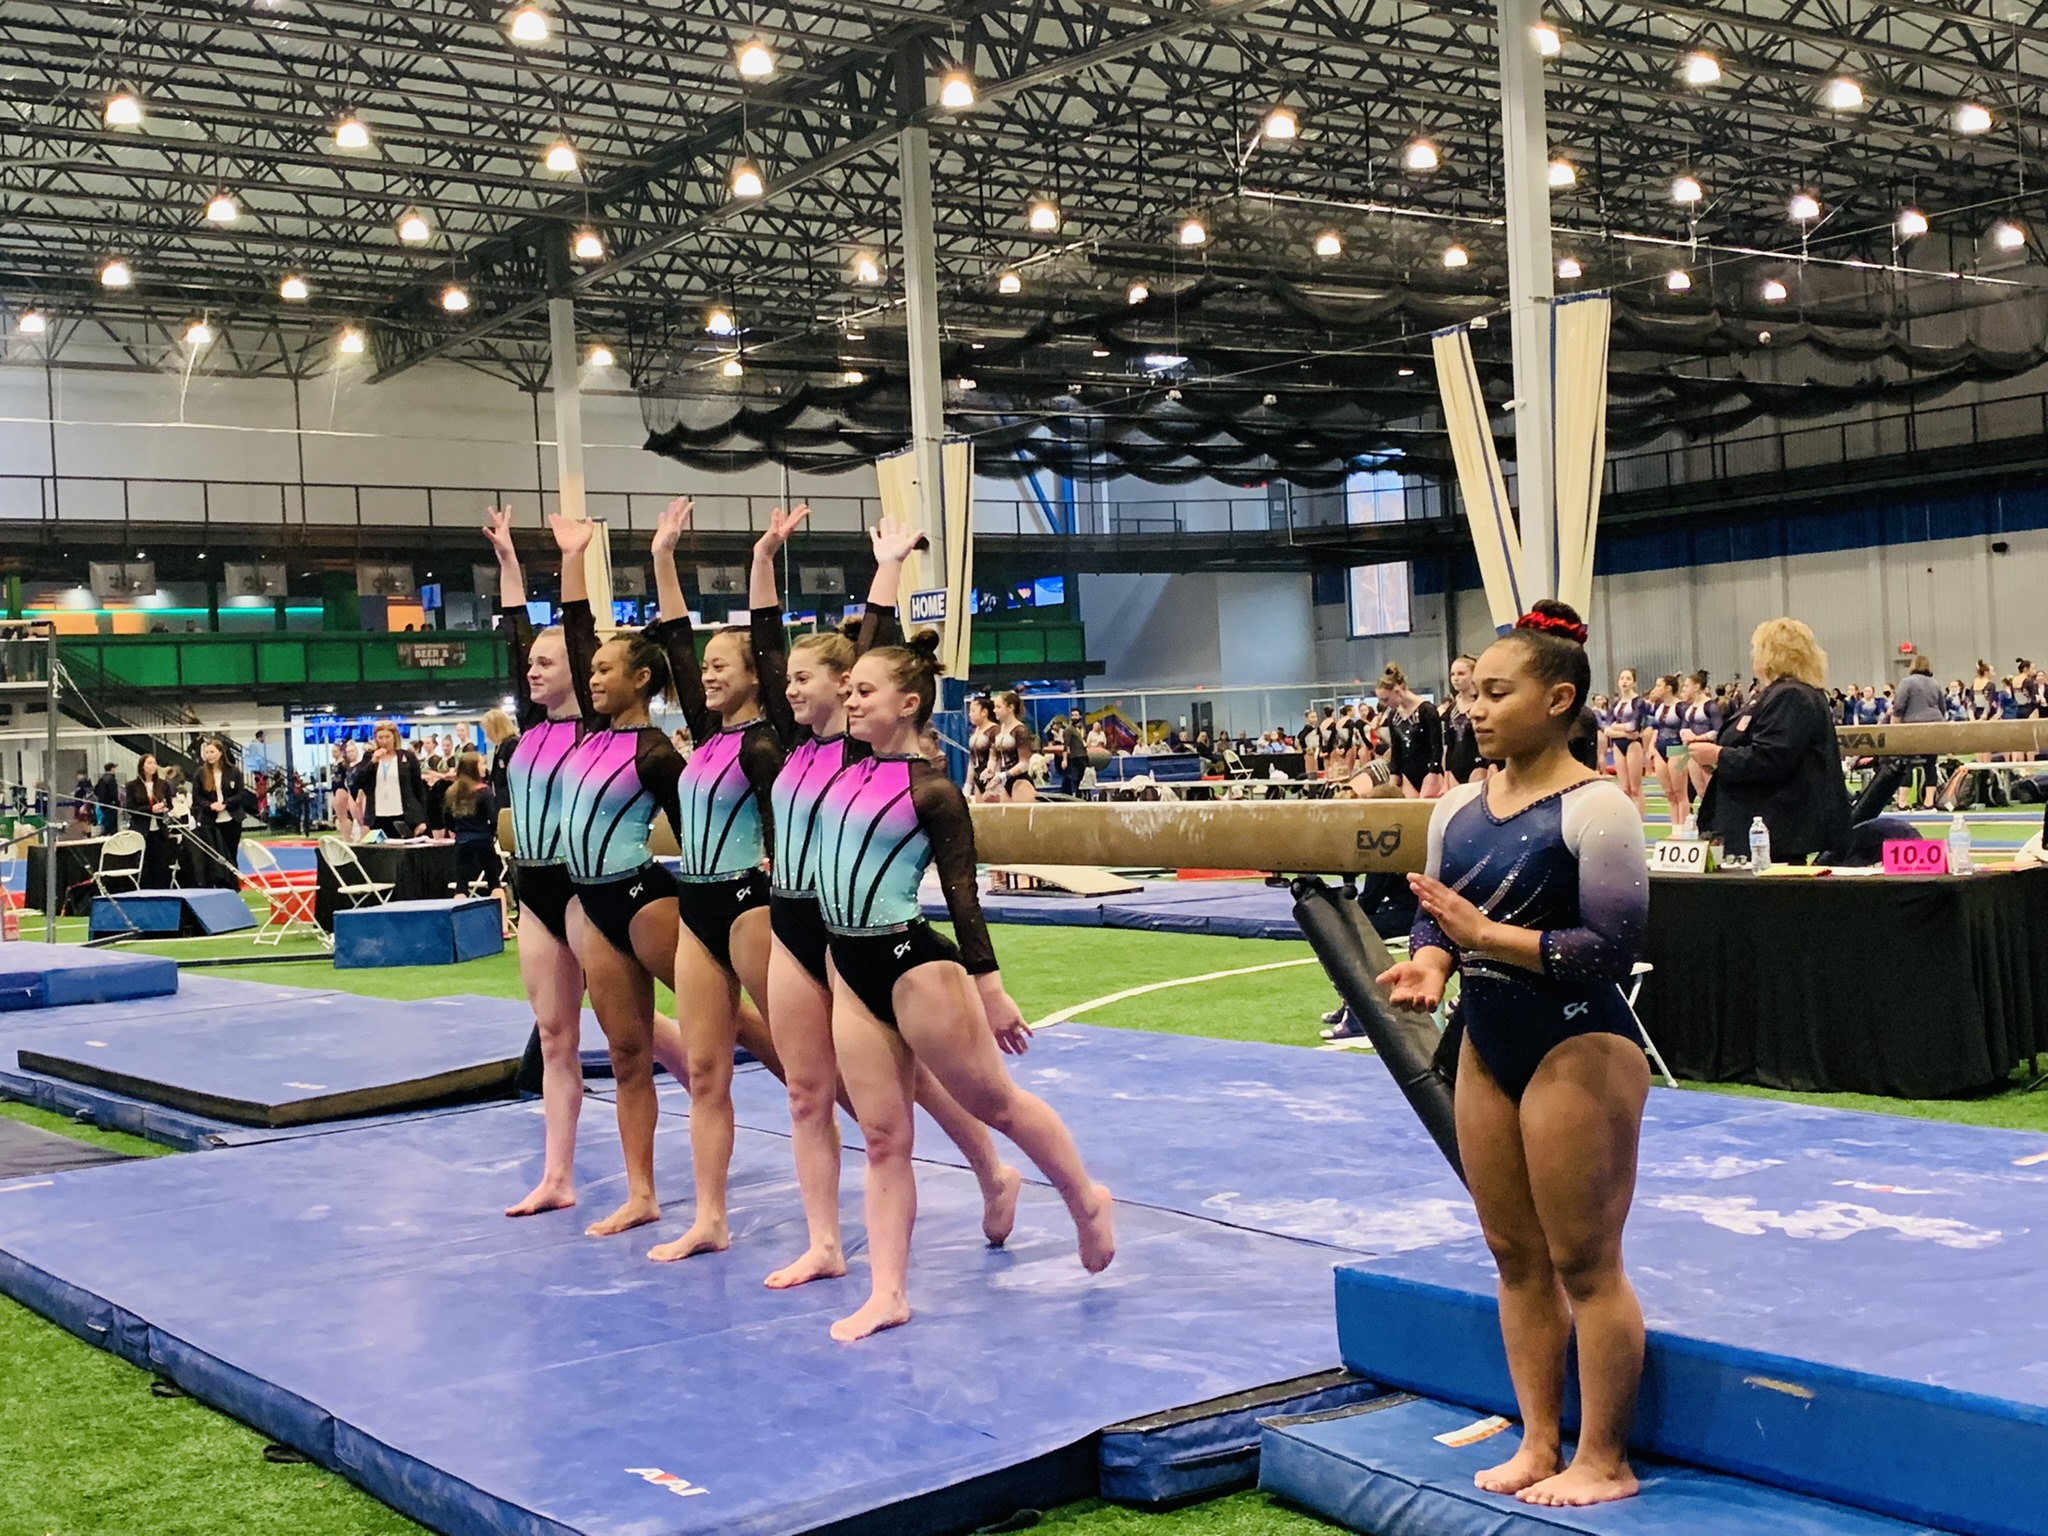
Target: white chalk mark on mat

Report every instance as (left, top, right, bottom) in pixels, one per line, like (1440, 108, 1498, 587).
(1650, 1194, 2002, 1249)
(1200, 1192, 1478, 1251)
(0, 1180, 55, 1195)
(1639, 1155, 1784, 1181)
(1436, 1415, 1513, 1448)
(1030, 957, 1319, 1029)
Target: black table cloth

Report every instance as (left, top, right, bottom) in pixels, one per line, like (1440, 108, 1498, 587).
(25, 839, 108, 915)
(314, 839, 459, 930)
(1641, 867, 2048, 1098)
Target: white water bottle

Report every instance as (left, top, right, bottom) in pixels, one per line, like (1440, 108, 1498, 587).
(1748, 816, 1772, 873)
(1947, 813, 1974, 876)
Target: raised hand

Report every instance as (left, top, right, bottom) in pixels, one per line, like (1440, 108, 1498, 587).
(482, 505, 516, 560)
(752, 502, 813, 559)
(548, 512, 595, 557)
(868, 513, 926, 566)
(652, 496, 693, 557)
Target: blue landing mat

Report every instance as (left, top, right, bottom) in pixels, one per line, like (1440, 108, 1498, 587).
(0, 944, 177, 1011)
(0, 1102, 1346, 1536)
(89, 889, 257, 938)
(1260, 1395, 1948, 1536)
(923, 879, 1306, 939)
(1335, 1100, 2048, 1536)
(15, 991, 540, 1127)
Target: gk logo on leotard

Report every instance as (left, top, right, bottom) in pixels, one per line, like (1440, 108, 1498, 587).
(894, 940, 912, 959)
(628, 882, 644, 899)
(1355, 828, 1403, 857)
(625, 1467, 708, 1498)
(1563, 1002, 1589, 1020)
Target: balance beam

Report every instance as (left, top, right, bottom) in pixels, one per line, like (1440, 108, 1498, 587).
(1841, 720, 2048, 756)
(970, 800, 1434, 876)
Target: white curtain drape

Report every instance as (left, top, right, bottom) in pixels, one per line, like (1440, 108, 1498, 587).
(874, 440, 975, 676)
(1432, 327, 1522, 631)
(1551, 293, 1612, 613)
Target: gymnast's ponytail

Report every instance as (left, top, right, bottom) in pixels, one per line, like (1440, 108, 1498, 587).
(1506, 598, 1593, 721)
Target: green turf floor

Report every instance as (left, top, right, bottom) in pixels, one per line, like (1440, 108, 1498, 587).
(7, 902, 2048, 1533)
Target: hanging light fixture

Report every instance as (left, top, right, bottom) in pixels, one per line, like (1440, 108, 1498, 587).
(736, 39, 776, 79)
(184, 319, 214, 348)
(842, 370, 866, 384)
(705, 308, 736, 337)
(721, 355, 745, 378)
(1665, 269, 1693, 292)
(1547, 159, 1576, 189)
(852, 252, 882, 285)
(1761, 278, 1789, 302)
(1955, 102, 1994, 135)
(997, 269, 1022, 295)
(1126, 280, 1150, 304)
(397, 209, 432, 243)
(1261, 105, 1298, 141)
(1789, 192, 1821, 223)
(18, 310, 47, 335)
(507, 6, 551, 44)
(1896, 208, 1929, 240)
(1556, 256, 1582, 279)
(205, 193, 240, 225)
(99, 259, 132, 288)
(544, 140, 578, 174)
(334, 116, 371, 150)
(279, 274, 310, 301)
(1531, 23, 1562, 57)
(440, 284, 470, 313)
(1681, 53, 1721, 87)
(1314, 230, 1343, 258)
(1822, 76, 1865, 112)
(1992, 220, 2027, 251)
(939, 70, 975, 109)
(104, 91, 143, 127)
(1402, 139, 1439, 172)
(1027, 196, 1060, 233)
(1178, 217, 1208, 246)
(587, 345, 614, 369)
(338, 326, 365, 354)
(572, 228, 604, 261)
(1442, 244, 1469, 269)
(1672, 175, 1704, 206)
(730, 160, 765, 198)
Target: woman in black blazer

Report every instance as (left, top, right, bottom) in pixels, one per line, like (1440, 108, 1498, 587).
(123, 754, 174, 889)
(1693, 618, 1852, 865)
(349, 722, 428, 838)
(192, 737, 249, 888)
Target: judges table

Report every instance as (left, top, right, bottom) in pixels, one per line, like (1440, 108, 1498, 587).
(314, 839, 459, 930)
(1642, 866, 2048, 1098)
(24, 839, 107, 915)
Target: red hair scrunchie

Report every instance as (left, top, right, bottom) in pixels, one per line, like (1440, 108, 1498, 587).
(1514, 610, 1589, 645)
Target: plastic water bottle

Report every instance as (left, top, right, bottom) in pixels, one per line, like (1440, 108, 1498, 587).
(1947, 813, 1974, 876)
(1748, 816, 1772, 873)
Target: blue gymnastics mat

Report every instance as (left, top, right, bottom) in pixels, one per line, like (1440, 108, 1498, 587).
(88, 889, 257, 938)
(1259, 1394, 1949, 1536)
(0, 1100, 1348, 1536)
(0, 944, 177, 1011)
(15, 990, 540, 1127)
(1333, 1100, 2048, 1536)
(923, 878, 1307, 939)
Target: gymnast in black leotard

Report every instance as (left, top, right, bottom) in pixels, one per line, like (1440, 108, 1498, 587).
(1379, 599, 1650, 1512)
(815, 632, 1115, 1342)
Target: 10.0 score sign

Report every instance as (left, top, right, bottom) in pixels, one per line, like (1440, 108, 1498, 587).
(1881, 839, 1951, 876)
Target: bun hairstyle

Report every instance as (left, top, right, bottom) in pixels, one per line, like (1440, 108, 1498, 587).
(609, 630, 674, 708)
(1504, 599, 1593, 720)
(790, 618, 860, 674)
(1377, 662, 1408, 691)
(869, 628, 947, 726)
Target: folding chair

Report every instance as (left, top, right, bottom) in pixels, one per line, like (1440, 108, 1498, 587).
(1221, 749, 1254, 781)
(318, 835, 394, 915)
(93, 830, 147, 898)
(1625, 961, 1678, 1088)
(244, 840, 322, 948)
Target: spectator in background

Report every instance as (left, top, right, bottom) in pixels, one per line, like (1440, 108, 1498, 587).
(192, 736, 248, 889)
(243, 730, 274, 779)
(70, 771, 93, 832)
(350, 720, 427, 838)
(481, 707, 519, 808)
(124, 754, 173, 888)
(442, 751, 507, 932)
(92, 763, 119, 834)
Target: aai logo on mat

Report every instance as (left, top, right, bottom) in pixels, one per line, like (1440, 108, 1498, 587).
(626, 1467, 709, 1498)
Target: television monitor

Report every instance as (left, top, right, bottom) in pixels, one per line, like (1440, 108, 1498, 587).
(525, 599, 553, 626)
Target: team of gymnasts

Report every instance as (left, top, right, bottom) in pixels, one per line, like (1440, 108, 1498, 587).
(483, 501, 1113, 1342)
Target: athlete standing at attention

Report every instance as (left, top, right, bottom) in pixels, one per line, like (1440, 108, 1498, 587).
(1379, 600, 1650, 1509)
(1443, 653, 1488, 785)
(965, 695, 996, 795)
(1605, 668, 1647, 815)
(819, 633, 1115, 1341)
(761, 517, 1021, 1291)
(643, 496, 802, 1263)
(550, 514, 702, 1238)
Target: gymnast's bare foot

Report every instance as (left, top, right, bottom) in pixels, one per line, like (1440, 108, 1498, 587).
(982, 1165, 1022, 1247)
(1518, 1456, 1637, 1507)
(1075, 1183, 1116, 1273)
(764, 1244, 846, 1289)
(648, 1216, 729, 1262)
(584, 1196, 661, 1237)
(505, 1178, 575, 1218)
(831, 1291, 912, 1343)
(1474, 1439, 1561, 1496)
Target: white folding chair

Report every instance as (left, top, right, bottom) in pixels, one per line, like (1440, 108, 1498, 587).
(93, 830, 147, 897)
(318, 835, 394, 915)
(1625, 961, 1678, 1088)
(1221, 749, 1254, 781)
(245, 840, 322, 947)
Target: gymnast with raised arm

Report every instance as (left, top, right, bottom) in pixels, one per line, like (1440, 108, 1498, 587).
(549, 514, 701, 1238)
(818, 632, 1114, 1342)
(641, 496, 795, 1263)
(761, 516, 1020, 1291)
(1378, 600, 1651, 1509)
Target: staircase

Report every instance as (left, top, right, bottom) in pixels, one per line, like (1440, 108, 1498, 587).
(55, 654, 239, 778)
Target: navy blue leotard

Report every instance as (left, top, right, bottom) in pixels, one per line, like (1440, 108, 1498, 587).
(1411, 778, 1649, 1101)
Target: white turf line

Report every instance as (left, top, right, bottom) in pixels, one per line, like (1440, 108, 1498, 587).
(1031, 957, 1321, 1029)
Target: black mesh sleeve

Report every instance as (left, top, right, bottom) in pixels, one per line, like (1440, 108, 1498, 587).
(750, 604, 796, 745)
(559, 599, 601, 729)
(740, 724, 785, 869)
(501, 604, 544, 730)
(909, 760, 997, 975)
(1416, 701, 1444, 775)
(855, 603, 900, 654)
(637, 727, 685, 842)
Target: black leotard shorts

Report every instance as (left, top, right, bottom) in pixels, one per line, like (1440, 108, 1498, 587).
(828, 920, 959, 1028)
(675, 869, 770, 972)
(574, 863, 677, 958)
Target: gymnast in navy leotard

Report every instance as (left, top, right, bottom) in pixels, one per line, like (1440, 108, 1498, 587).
(483, 508, 610, 1219)
(759, 518, 1019, 1292)
(1379, 599, 1651, 1511)
(814, 632, 1115, 1342)
(1605, 669, 1647, 815)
